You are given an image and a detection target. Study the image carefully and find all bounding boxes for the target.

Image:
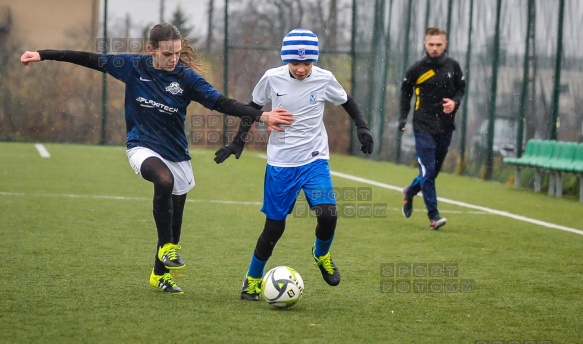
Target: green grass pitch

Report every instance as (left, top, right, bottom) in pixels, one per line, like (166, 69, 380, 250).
(1, 142, 582, 343)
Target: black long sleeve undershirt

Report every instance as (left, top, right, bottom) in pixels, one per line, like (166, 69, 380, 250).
(341, 95, 368, 128)
(39, 50, 264, 122)
(226, 101, 262, 146)
(228, 96, 368, 147)
(212, 96, 263, 122)
(38, 50, 105, 72)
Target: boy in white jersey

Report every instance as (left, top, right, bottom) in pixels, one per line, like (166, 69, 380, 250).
(214, 28, 374, 301)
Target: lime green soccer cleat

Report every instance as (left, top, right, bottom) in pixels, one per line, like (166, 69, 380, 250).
(240, 275, 262, 301)
(157, 243, 185, 270)
(149, 269, 184, 294)
(312, 246, 341, 286)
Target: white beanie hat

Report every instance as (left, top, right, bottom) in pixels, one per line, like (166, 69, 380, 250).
(281, 28, 319, 63)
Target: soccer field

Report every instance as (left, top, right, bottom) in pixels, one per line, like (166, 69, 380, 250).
(1, 142, 582, 343)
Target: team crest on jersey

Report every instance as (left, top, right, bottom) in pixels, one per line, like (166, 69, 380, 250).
(298, 48, 306, 60)
(309, 92, 317, 104)
(165, 82, 183, 95)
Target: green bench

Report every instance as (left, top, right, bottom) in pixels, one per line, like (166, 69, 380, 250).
(503, 139, 583, 202)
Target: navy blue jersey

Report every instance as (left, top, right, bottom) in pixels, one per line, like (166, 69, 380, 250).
(101, 54, 221, 162)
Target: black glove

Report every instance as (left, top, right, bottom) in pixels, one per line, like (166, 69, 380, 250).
(357, 126, 374, 154)
(214, 143, 244, 164)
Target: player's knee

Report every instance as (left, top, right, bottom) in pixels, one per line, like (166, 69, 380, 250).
(160, 169, 175, 186)
(141, 157, 174, 192)
(254, 218, 286, 261)
(315, 204, 338, 227)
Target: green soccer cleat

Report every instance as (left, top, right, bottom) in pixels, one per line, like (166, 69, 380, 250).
(312, 246, 341, 286)
(240, 275, 262, 301)
(157, 243, 185, 270)
(149, 269, 184, 294)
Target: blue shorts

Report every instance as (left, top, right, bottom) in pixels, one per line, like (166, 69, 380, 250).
(261, 159, 336, 220)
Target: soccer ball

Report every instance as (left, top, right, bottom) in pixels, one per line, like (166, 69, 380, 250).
(261, 266, 304, 309)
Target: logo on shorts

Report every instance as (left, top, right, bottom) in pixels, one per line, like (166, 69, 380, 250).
(165, 82, 183, 95)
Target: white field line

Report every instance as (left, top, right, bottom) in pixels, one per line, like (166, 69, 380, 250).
(35, 144, 51, 158)
(0, 192, 261, 206)
(254, 154, 583, 236)
(329, 170, 583, 236)
(3, 151, 582, 236)
(0, 191, 486, 215)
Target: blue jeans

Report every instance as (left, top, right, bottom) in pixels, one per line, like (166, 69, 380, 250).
(406, 131, 452, 220)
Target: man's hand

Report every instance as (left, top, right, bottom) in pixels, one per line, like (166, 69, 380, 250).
(20, 51, 41, 66)
(357, 126, 374, 154)
(442, 98, 457, 114)
(399, 120, 407, 132)
(214, 143, 244, 164)
(259, 108, 294, 132)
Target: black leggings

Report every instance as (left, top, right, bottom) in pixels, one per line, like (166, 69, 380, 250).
(254, 204, 337, 261)
(140, 157, 188, 273)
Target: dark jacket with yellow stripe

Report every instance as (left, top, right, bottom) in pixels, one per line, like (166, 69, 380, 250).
(399, 53, 465, 134)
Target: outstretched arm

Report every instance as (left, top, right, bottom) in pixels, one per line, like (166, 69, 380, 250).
(341, 95, 374, 154)
(21, 50, 105, 72)
(212, 96, 293, 132)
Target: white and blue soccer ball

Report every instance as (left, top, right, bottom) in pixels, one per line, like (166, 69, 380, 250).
(261, 266, 304, 309)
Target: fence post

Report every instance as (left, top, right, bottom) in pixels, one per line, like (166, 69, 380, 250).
(222, 0, 229, 145)
(458, 0, 474, 173)
(349, 0, 357, 154)
(484, 0, 502, 180)
(396, 0, 413, 164)
(550, 0, 565, 141)
(517, 0, 535, 158)
(100, 0, 108, 145)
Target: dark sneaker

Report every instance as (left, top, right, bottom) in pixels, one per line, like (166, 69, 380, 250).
(402, 186, 413, 218)
(149, 269, 184, 294)
(157, 243, 185, 270)
(312, 246, 340, 286)
(430, 217, 447, 230)
(240, 275, 262, 301)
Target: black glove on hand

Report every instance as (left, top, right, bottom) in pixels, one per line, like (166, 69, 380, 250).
(214, 143, 244, 164)
(357, 126, 374, 154)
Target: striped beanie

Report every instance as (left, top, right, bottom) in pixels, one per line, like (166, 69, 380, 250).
(281, 28, 319, 63)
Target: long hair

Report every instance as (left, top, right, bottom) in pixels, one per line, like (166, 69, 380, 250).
(148, 23, 203, 73)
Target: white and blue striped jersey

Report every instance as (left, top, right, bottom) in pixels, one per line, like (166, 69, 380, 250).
(252, 65, 348, 167)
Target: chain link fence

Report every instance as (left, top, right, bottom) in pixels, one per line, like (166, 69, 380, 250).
(2, 0, 581, 192)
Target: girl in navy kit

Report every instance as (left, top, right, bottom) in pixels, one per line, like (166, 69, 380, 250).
(20, 23, 294, 293)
